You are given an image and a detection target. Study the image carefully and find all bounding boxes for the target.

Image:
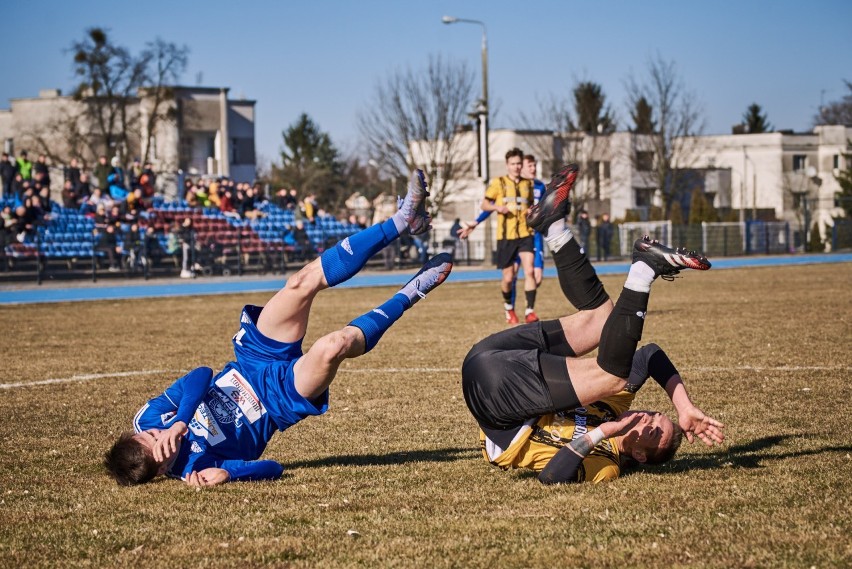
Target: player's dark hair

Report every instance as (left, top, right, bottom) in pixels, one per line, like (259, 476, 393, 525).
(523, 154, 536, 163)
(505, 147, 524, 161)
(103, 432, 158, 486)
(646, 424, 684, 465)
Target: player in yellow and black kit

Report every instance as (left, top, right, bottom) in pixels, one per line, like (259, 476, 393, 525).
(463, 164, 725, 484)
(459, 148, 546, 324)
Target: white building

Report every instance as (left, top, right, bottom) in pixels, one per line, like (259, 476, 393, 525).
(428, 125, 849, 246)
(0, 86, 257, 197)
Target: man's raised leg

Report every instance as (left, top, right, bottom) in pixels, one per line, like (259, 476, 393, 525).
(559, 237, 711, 406)
(527, 163, 612, 355)
(293, 254, 453, 400)
(257, 170, 430, 343)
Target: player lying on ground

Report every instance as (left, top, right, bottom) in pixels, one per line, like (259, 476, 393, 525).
(462, 164, 724, 484)
(105, 171, 453, 487)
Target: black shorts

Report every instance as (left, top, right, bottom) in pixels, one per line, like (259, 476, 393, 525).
(495, 236, 534, 269)
(461, 320, 579, 430)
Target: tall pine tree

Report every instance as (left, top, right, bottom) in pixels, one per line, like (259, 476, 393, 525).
(630, 96, 655, 134)
(742, 103, 773, 133)
(573, 81, 615, 133)
(272, 113, 345, 211)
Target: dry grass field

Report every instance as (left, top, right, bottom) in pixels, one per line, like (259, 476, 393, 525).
(0, 263, 850, 568)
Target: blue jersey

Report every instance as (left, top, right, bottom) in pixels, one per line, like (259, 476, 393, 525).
(532, 180, 546, 268)
(533, 179, 546, 205)
(133, 305, 329, 482)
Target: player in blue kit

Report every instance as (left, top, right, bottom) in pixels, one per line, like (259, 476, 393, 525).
(104, 170, 453, 487)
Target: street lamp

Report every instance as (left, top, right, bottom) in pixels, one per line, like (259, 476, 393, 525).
(442, 15, 489, 183)
(443, 15, 490, 264)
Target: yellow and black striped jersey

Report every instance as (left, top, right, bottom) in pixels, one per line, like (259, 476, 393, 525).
(484, 176, 534, 240)
(479, 391, 635, 483)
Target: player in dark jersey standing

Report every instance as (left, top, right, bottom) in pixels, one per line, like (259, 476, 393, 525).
(462, 166, 724, 483)
(105, 170, 453, 486)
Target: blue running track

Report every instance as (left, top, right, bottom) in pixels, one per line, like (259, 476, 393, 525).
(1, 253, 850, 305)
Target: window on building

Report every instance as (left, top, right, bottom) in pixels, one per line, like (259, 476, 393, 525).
(588, 161, 602, 199)
(636, 151, 654, 171)
(834, 154, 841, 170)
(635, 187, 654, 207)
(792, 154, 807, 171)
(602, 161, 611, 180)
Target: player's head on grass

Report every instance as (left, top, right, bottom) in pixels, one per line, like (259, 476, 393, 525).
(103, 430, 162, 486)
(618, 410, 684, 465)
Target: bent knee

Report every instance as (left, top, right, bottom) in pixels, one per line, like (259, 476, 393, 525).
(285, 260, 323, 291)
(313, 329, 360, 362)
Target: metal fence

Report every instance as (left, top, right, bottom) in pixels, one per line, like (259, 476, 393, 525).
(619, 221, 799, 256)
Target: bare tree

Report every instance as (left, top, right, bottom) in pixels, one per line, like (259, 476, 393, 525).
(517, 92, 576, 172)
(70, 28, 148, 161)
(624, 54, 706, 216)
(813, 80, 852, 126)
(139, 38, 189, 165)
(517, 81, 615, 213)
(357, 55, 476, 217)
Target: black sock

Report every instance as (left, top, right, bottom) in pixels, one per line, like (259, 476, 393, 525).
(552, 238, 609, 311)
(596, 288, 650, 378)
(525, 290, 536, 311)
(502, 289, 512, 306)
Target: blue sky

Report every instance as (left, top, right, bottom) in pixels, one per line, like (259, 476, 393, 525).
(2, 0, 849, 167)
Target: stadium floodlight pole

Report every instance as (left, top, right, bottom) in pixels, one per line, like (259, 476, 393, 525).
(443, 15, 491, 265)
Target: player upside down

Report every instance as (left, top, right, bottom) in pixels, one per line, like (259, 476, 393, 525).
(105, 170, 452, 486)
(462, 164, 725, 484)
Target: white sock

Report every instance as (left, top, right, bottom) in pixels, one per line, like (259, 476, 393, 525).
(546, 218, 566, 240)
(545, 226, 573, 253)
(504, 303, 514, 311)
(624, 261, 656, 293)
(525, 307, 534, 315)
(391, 210, 407, 234)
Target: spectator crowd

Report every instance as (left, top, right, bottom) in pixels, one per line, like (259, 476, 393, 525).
(1, 150, 370, 277)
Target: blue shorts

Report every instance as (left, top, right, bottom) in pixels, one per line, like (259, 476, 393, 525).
(230, 305, 329, 431)
(533, 232, 545, 269)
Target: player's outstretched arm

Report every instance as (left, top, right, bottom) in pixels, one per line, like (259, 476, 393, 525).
(458, 204, 497, 239)
(666, 378, 726, 446)
(628, 344, 725, 446)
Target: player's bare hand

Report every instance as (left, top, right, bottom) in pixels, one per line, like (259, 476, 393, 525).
(603, 412, 645, 438)
(496, 206, 510, 215)
(457, 222, 477, 240)
(678, 406, 725, 446)
(153, 421, 187, 463)
(186, 468, 230, 487)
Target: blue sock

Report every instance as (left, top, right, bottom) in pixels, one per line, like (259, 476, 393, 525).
(321, 218, 400, 286)
(348, 293, 411, 353)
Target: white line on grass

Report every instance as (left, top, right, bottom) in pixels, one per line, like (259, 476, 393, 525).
(2, 365, 849, 390)
(0, 369, 173, 389)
